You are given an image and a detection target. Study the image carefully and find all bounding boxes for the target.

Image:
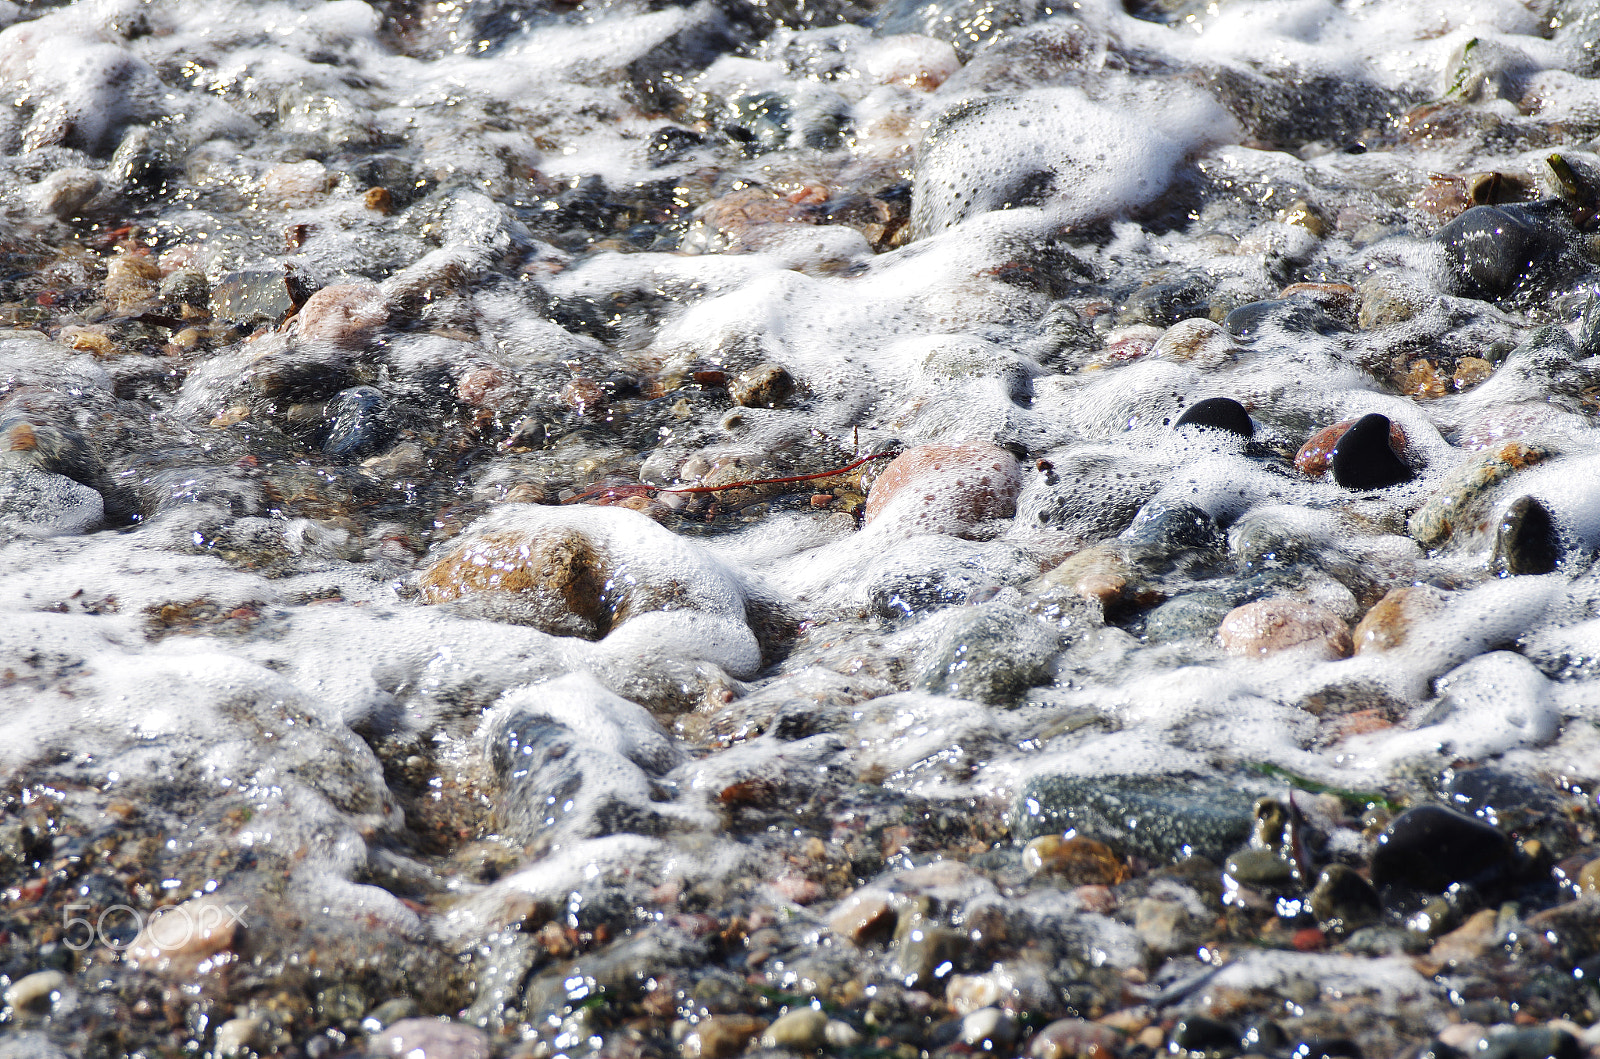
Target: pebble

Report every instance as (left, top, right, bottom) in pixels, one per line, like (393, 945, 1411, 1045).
(260, 159, 332, 208)
(293, 282, 389, 347)
(1010, 771, 1258, 862)
(321, 385, 395, 459)
(1407, 441, 1555, 549)
(1420, 908, 1501, 971)
(1296, 418, 1409, 478)
(1308, 864, 1382, 935)
(680, 1014, 767, 1059)
(1133, 896, 1199, 953)
(728, 362, 794, 408)
(1351, 584, 1449, 654)
(864, 442, 1024, 537)
(1328, 413, 1412, 489)
(4, 969, 66, 1012)
(1022, 835, 1128, 885)
(31, 167, 101, 220)
(1217, 598, 1352, 659)
(371, 1017, 491, 1059)
(1150, 318, 1236, 367)
(1028, 1017, 1125, 1059)
(417, 506, 753, 671)
(213, 1016, 264, 1057)
(829, 890, 895, 942)
(124, 894, 246, 976)
(1492, 495, 1560, 574)
(1368, 804, 1514, 895)
(912, 602, 1060, 704)
(1173, 396, 1253, 437)
(962, 1007, 1018, 1049)
(762, 1007, 829, 1050)
(1434, 203, 1576, 300)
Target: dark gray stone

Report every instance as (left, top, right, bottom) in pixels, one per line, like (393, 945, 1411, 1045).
(913, 602, 1060, 705)
(1009, 772, 1262, 862)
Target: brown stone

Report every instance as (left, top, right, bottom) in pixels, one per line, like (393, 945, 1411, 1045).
(1022, 835, 1129, 885)
(828, 889, 894, 943)
(1352, 585, 1449, 654)
(294, 282, 388, 347)
(418, 527, 613, 639)
(681, 1014, 767, 1059)
(1218, 598, 1352, 660)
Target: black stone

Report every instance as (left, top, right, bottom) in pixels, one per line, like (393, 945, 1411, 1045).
(1435, 203, 1576, 300)
(322, 386, 395, 459)
(1329, 413, 1412, 490)
(1174, 397, 1254, 438)
(1171, 1016, 1239, 1054)
(1494, 495, 1560, 575)
(1222, 298, 1346, 340)
(1369, 804, 1514, 895)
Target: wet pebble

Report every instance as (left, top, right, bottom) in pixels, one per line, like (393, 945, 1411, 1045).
(1029, 1018, 1124, 1059)
(322, 385, 395, 459)
(728, 362, 794, 408)
(294, 282, 389, 347)
(31, 167, 101, 220)
(213, 1017, 264, 1057)
(912, 601, 1060, 704)
(1173, 396, 1253, 437)
(1010, 772, 1258, 862)
(1492, 495, 1561, 574)
(1407, 441, 1555, 549)
(1369, 804, 1514, 895)
(1022, 835, 1128, 884)
(371, 1017, 491, 1059)
(1328, 413, 1412, 489)
(1151, 318, 1237, 367)
(962, 1007, 1018, 1049)
(1435, 203, 1579, 300)
(4, 969, 66, 1013)
(865, 442, 1024, 538)
(124, 894, 246, 976)
(762, 1006, 829, 1050)
(1217, 598, 1352, 660)
(1295, 417, 1409, 478)
(1351, 584, 1448, 654)
(1308, 864, 1382, 935)
(681, 1014, 767, 1059)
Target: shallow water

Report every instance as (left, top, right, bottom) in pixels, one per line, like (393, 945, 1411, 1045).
(3, 0, 1600, 1056)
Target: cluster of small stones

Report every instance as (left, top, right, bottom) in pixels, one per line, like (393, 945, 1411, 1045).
(8, 0, 1600, 1056)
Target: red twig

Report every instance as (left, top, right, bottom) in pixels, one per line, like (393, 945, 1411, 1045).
(561, 449, 898, 506)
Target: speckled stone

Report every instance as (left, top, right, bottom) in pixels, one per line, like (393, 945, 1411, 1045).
(865, 442, 1024, 537)
(1408, 441, 1555, 548)
(1010, 771, 1259, 862)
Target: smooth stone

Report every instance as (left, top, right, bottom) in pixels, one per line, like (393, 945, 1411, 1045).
(1492, 495, 1560, 574)
(1023, 835, 1129, 884)
(1352, 584, 1449, 654)
(322, 385, 395, 459)
(1422, 908, 1500, 970)
(214, 1017, 264, 1057)
(1009, 772, 1259, 862)
(212, 267, 303, 329)
(1478, 1028, 1581, 1059)
(728, 362, 795, 408)
(762, 1007, 829, 1050)
(865, 442, 1024, 538)
(912, 602, 1061, 704)
(1174, 396, 1253, 437)
(294, 282, 388, 347)
(124, 894, 245, 976)
(1132, 896, 1198, 954)
(681, 1014, 767, 1059)
(1224, 847, 1296, 888)
(1218, 598, 1352, 659)
(1151, 318, 1236, 367)
(1369, 804, 1514, 894)
(1295, 418, 1409, 478)
(1119, 272, 1212, 328)
(1578, 858, 1600, 896)
(1223, 297, 1346, 340)
(0, 465, 104, 537)
(1329, 413, 1412, 489)
(1143, 593, 1234, 642)
(828, 890, 895, 943)
(32, 167, 101, 220)
(1294, 1038, 1363, 1059)
(4, 970, 66, 1012)
(890, 912, 961, 989)
(1407, 441, 1555, 548)
(372, 1018, 491, 1059)
(962, 1007, 1018, 1049)
(362, 997, 421, 1032)
(1309, 864, 1382, 934)
(824, 1020, 863, 1048)
(1435, 203, 1575, 300)
(1029, 1017, 1126, 1059)
(1357, 273, 1432, 329)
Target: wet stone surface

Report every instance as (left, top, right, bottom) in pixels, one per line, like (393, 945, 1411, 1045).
(5, 0, 1600, 1056)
